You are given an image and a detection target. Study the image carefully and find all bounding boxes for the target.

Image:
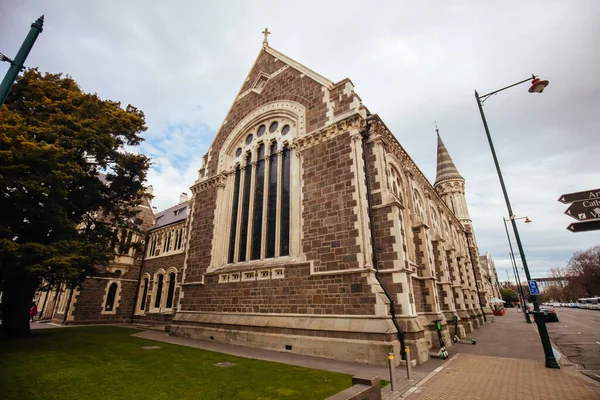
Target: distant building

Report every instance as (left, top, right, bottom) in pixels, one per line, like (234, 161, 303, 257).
(479, 252, 502, 302)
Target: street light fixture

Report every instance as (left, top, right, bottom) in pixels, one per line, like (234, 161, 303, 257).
(503, 216, 531, 323)
(475, 76, 560, 369)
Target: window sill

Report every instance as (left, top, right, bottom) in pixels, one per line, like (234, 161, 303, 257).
(207, 256, 307, 275)
(147, 309, 175, 315)
(145, 250, 185, 260)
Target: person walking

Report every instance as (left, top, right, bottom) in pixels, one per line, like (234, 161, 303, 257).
(29, 302, 38, 322)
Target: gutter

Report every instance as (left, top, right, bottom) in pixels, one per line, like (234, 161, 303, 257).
(360, 118, 407, 360)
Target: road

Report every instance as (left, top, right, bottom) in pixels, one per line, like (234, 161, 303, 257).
(546, 307, 600, 380)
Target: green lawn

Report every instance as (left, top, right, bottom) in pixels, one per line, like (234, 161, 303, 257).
(0, 326, 353, 400)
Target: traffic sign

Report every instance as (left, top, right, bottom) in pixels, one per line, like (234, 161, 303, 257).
(564, 199, 600, 221)
(567, 220, 600, 233)
(528, 280, 540, 296)
(558, 188, 600, 204)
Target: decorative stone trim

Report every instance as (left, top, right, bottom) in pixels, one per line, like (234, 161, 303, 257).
(264, 46, 333, 88)
(242, 271, 256, 281)
(191, 173, 226, 194)
(293, 112, 365, 152)
(236, 66, 290, 102)
(216, 267, 288, 283)
(272, 268, 284, 279)
(217, 100, 306, 174)
(257, 270, 270, 280)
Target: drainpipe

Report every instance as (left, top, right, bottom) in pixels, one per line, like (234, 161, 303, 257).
(131, 234, 150, 324)
(360, 118, 407, 360)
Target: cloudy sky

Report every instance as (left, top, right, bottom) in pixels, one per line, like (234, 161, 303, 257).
(2, 1, 599, 279)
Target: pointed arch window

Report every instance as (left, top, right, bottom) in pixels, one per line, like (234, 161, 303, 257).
(104, 283, 118, 312)
(154, 274, 164, 309)
(139, 277, 149, 312)
(226, 123, 293, 264)
(165, 272, 176, 309)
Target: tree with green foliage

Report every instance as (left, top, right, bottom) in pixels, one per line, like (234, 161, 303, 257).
(0, 69, 150, 337)
(500, 287, 518, 304)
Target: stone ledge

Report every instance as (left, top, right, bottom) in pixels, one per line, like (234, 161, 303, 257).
(173, 311, 397, 334)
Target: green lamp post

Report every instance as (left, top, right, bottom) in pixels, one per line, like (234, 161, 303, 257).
(475, 75, 559, 369)
(0, 15, 44, 107)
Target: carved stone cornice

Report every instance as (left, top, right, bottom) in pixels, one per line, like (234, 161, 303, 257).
(293, 112, 366, 151)
(191, 174, 226, 194)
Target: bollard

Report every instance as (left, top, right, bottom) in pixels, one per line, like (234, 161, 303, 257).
(388, 352, 397, 392)
(405, 346, 412, 380)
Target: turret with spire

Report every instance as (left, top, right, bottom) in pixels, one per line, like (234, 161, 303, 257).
(433, 125, 472, 228)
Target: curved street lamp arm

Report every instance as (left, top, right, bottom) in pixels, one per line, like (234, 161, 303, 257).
(478, 75, 537, 103)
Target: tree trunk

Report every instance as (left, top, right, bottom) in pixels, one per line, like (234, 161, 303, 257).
(0, 274, 37, 338)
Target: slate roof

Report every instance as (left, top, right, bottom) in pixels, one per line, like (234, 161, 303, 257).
(152, 200, 190, 230)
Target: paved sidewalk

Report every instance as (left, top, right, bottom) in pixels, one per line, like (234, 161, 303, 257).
(404, 353, 600, 400)
(447, 309, 545, 360)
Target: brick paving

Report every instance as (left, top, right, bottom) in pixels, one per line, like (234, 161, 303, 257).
(405, 353, 600, 400)
(381, 372, 428, 400)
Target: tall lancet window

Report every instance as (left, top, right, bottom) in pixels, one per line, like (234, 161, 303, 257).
(251, 144, 266, 260)
(223, 116, 297, 265)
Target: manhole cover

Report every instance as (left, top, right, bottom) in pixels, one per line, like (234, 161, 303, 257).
(142, 346, 161, 350)
(213, 362, 237, 368)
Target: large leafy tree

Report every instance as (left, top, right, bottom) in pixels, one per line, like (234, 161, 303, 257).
(567, 245, 600, 297)
(0, 69, 150, 337)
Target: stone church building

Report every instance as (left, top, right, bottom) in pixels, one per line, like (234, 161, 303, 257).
(36, 35, 500, 366)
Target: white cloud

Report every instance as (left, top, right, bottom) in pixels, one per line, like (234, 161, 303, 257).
(2, 0, 599, 276)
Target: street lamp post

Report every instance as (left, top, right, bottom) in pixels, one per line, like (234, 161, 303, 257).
(503, 216, 531, 323)
(0, 16, 44, 108)
(475, 75, 559, 369)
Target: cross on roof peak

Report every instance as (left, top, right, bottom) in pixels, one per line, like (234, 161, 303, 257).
(262, 27, 271, 46)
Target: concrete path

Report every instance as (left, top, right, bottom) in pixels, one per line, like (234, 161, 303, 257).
(132, 329, 425, 381)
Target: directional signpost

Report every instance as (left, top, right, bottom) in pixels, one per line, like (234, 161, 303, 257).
(559, 188, 600, 233)
(564, 199, 600, 221)
(558, 188, 600, 204)
(567, 220, 600, 233)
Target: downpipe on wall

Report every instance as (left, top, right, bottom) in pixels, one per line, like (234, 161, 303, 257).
(360, 117, 407, 361)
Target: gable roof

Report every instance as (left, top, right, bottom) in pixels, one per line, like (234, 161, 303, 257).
(152, 200, 189, 230)
(264, 45, 334, 88)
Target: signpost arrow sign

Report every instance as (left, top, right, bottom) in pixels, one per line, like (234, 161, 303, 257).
(564, 200, 600, 221)
(558, 188, 600, 204)
(567, 220, 600, 233)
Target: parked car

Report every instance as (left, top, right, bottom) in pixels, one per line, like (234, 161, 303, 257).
(540, 306, 559, 322)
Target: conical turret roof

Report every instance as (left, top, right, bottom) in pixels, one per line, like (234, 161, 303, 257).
(434, 131, 463, 186)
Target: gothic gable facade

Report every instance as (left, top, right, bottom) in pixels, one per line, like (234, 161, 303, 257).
(36, 41, 498, 367)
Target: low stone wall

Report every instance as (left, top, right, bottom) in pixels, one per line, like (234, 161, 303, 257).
(325, 376, 381, 400)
